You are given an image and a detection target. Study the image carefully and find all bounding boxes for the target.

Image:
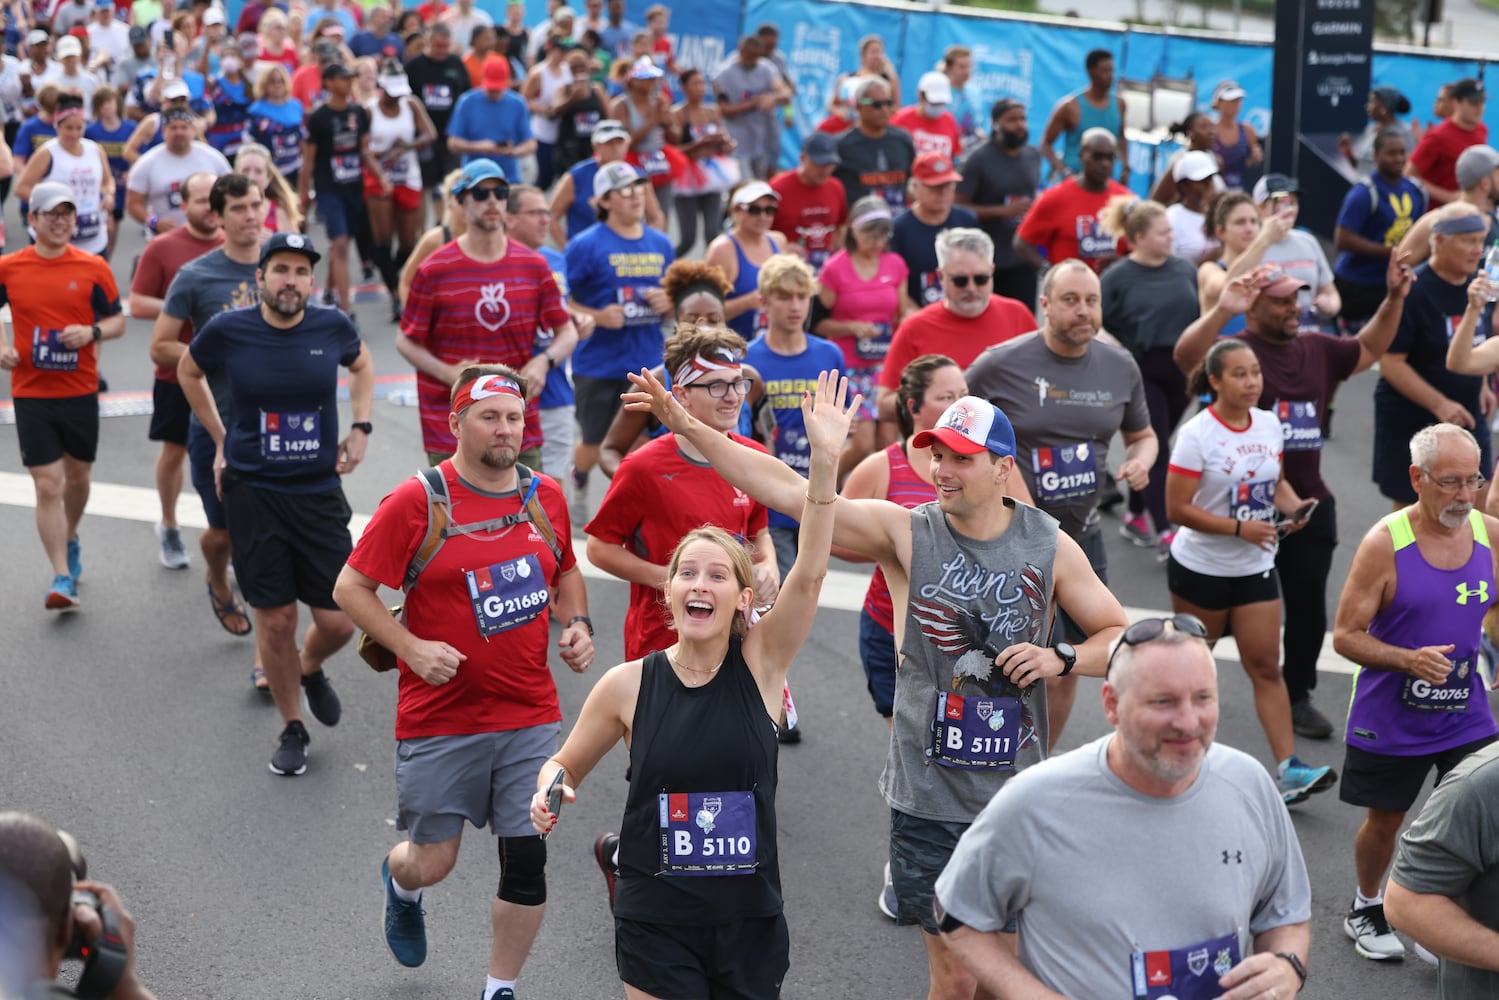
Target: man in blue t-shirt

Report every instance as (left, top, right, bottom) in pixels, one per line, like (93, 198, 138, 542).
(447, 56, 535, 182)
(1333, 127, 1428, 332)
(178, 232, 375, 778)
(891, 152, 981, 308)
(563, 161, 673, 495)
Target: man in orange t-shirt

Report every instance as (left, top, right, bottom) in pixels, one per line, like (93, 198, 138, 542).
(0, 182, 125, 611)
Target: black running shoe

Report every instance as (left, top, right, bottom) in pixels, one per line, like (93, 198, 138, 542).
(269, 720, 310, 775)
(302, 670, 342, 727)
(593, 833, 620, 912)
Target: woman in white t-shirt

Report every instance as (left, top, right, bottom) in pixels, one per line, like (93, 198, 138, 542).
(1165, 338, 1336, 805)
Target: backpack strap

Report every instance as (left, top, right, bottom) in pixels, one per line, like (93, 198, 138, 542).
(518, 463, 563, 564)
(402, 465, 451, 591)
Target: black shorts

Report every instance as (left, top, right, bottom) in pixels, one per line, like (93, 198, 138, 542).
(1340, 734, 1497, 812)
(573, 375, 631, 446)
(615, 913, 789, 1000)
(221, 474, 353, 610)
(14, 394, 99, 466)
(419, 135, 459, 189)
(1051, 530, 1107, 645)
(1166, 556, 1281, 612)
(148, 378, 191, 445)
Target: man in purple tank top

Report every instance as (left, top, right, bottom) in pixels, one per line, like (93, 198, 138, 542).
(1333, 423, 1499, 964)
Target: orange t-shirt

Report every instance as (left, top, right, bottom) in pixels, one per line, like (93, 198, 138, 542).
(3, 245, 122, 399)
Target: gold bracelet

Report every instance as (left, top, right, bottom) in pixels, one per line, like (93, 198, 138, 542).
(805, 492, 837, 506)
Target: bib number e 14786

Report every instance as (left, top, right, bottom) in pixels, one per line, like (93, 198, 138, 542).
(260, 409, 320, 461)
(657, 790, 757, 875)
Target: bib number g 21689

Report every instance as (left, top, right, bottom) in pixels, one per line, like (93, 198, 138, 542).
(465, 553, 550, 637)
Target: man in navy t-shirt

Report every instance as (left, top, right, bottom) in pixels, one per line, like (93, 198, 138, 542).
(891, 152, 980, 308)
(178, 232, 376, 778)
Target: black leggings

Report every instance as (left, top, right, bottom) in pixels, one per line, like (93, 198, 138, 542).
(1275, 494, 1338, 703)
(1128, 346, 1189, 532)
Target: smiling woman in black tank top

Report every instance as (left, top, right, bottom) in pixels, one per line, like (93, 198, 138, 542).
(531, 369, 855, 1000)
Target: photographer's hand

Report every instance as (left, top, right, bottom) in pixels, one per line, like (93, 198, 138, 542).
(73, 881, 158, 1000)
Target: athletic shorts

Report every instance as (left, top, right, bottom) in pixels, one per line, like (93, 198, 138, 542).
(1340, 734, 1497, 813)
(186, 421, 226, 530)
(394, 723, 561, 843)
(419, 137, 458, 189)
(14, 394, 99, 466)
(616, 913, 789, 1000)
(858, 606, 897, 718)
(573, 374, 632, 446)
(1166, 556, 1281, 612)
(220, 474, 352, 609)
(1052, 530, 1108, 644)
(890, 808, 985, 935)
(148, 378, 191, 445)
(316, 186, 365, 241)
(363, 171, 423, 213)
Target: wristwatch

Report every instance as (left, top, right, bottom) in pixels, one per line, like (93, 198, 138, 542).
(91, 324, 101, 342)
(1054, 641, 1077, 677)
(350, 421, 373, 434)
(568, 615, 594, 637)
(1276, 952, 1307, 991)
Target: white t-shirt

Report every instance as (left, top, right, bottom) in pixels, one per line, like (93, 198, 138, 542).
(1166, 202, 1218, 265)
(1167, 405, 1284, 576)
(125, 140, 233, 226)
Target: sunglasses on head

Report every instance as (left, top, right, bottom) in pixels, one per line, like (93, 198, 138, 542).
(466, 184, 509, 202)
(945, 273, 991, 289)
(1105, 614, 1209, 677)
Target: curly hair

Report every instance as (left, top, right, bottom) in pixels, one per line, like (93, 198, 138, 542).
(662, 259, 733, 307)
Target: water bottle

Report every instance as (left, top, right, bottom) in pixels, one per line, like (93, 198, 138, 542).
(1484, 244, 1499, 303)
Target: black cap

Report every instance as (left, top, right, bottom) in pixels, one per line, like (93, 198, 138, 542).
(259, 232, 321, 267)
(321, 61, 354, 81)
(1453, 77, 1486, 103)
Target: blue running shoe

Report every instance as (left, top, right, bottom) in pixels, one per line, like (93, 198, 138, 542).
(1278, 756, 1336, 805)
(67, 538, 82, 583)
(381, 857, 427, 967)
(45, 574, 79, 611)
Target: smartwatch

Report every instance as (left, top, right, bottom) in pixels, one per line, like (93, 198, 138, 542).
(91, 324, 102, 342)
(350, 421, 373, 434)
(1054, 641, 1077, 677)
(568, 615, 594, 637)
(1276, 952, 1307, 991)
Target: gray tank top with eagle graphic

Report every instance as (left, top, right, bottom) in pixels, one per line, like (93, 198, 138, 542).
(879, 499, 1060, 823)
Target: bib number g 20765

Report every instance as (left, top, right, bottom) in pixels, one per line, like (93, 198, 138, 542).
(657, 790, 757, 876)
(1403, 659, 1473, 712)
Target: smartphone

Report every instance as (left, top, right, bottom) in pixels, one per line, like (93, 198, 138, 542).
(1277, 498, 1319, 536)
(540, 767, 566, 841)
(164, 28, 174, 48)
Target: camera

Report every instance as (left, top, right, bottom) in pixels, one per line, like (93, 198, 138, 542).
(56, 832, 128, 1000)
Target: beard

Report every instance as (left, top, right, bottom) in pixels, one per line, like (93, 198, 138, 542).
(1438, 502, 1474, 528)
(266, 287, 306, 318)
(480, 444, 517, 470)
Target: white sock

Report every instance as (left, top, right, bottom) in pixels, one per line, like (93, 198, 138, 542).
(612, 843, 620, 867)
(484, 976, 515, 999)
(391, 877, 422, 903)
(1355, 889, 1382, 910)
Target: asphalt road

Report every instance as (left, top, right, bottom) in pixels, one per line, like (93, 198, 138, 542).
(0, 214, 1490, 999)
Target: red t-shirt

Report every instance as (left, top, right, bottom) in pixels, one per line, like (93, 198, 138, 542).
(878, 296, 1038, 389)
(815, 115, 852, 136)
(1411, 119, 1490, 203)
(769, 168, 848, 270)
(889, 107, 962, 160)
(401, 239, 570, 455)
(1016, 178, 1131, 273)
(2, 246, 121, 399)
(346, 462, 576, 739)
(131, 226, 224, 383)
(584, 432, 769, 660)
(292, 63, 327, 111)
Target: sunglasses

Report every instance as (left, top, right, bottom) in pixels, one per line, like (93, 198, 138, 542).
(466, 185, 509, 202)
(1105, 614, 1209, 677)
(945, 273, 991, 289)
(859, 99, 894, 109)
(737, 203, 776, 216)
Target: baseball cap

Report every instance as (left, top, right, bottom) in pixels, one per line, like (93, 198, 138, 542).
(128, 25, 148, 44)
(481, 55, 509, 89)
(917, 70, 952, 105)
(26, 28, 48, 46)
(94, 0, 112, 10)
(55, 35, 81, 58)
(1457, 145, 1499, 189)
(730, 180, 779, 207)
(259, 231, 321, 267)
(321, 61, 354, 81)
(912, 152, 962, 186)
(1251, 172, 1298, 204)
(377, 70, 411, 97)
(1372, 85, 1411, 115)
(594, 160, 644, 198)
(802, 131, 840, 165)
(1453, 77, 1487, 103)
(591, 118, 629, 144)
(628, 55, 663, 80)
(452, 158, 508, 195)
(912, 397, 1016, 458)
(1255, 269, 1309, 299)
(1212, 80, 1246, 103)
(1172, 149, 1219, 183)
(161, 79, 191, 100)
(202, 6, 224, 25)
(29, 181, 76, 214)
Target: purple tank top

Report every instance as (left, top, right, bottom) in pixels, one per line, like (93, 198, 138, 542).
(862, 442, 937, 631)
(1347, 508, 1499, 755)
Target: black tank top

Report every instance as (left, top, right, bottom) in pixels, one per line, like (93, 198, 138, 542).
(613, 636, 783, 925)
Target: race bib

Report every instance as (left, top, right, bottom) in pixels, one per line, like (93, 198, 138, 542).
(167, 179, 183, 208)
(1131, 931, 1241, 1000)
(1229, 480, 1277, 523)
(1276, 400, 1322, 452)
(573, 109, 599, 135)
(260, 409, 320, 462)
(1402, 660, 1473, 712)
(331, 151, 361, 184)
(878, 183, 907, 208)
(657, 790, 757, 875)
(1032, 443, 1098, 504)
(384, 154, 410, 185)
(1077, 216, 1113, 258)
(854, 322, 892, 361)
(807, 248, 830, 272)
(638, 149, 670, 177)
(421, 83, 452, 111)
(30, 328, 78, 370)
(617, 286, 657, 326)
(74, 211, 101, 242)
(465, 553, 550, 637)
(931, 693, 1022, 770)
(919, 271, 942, 304)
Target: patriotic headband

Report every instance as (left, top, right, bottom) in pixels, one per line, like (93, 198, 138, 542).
(674, 347, 742, 388)
(452, 374, 524, 414)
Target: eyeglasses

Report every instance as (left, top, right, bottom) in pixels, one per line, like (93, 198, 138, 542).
(737, 204, 776, 216)
(465, 185, 509, 202)
(40, 207, 76, 220)
(945, 273, 991, 288)
(513, 207, 551, 216)
(1424, 471, 1487, 493)
(859, 99, 894, 109)
(684, 377, 751, 398)
(1105, 614, 1209, 677)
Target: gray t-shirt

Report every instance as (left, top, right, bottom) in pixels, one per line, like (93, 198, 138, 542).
(1100, 255, 1202, 354)
(935, 737, 1312, 997)
(966, 332, 1150, 539)
(1390, 741, 1499, 1000)
(956, 139, 1041, 270)
(164, 248, 260, 423)
(712, 58, 780, 155)
(835, 126, 917, 208)
(125, 141, 232, 227)
(1263, 229, 1334, 319)
(880, 500, 1058, 823)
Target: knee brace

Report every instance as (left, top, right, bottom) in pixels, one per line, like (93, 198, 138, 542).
(497, 835, 547, 906)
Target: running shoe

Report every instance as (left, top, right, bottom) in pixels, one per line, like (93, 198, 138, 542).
(66, 537, 82, 582)
(878, 861, 897, 920)
(571, 467, 589, 495)
(1154, 529, 1176, 564)
(381, 856, 427, 967)
(1344, 902, 1405, 961)
(593, 832, 620, 912)
(1277, 756, 1336, 805)
(1291, 698, 1334, 740)
(301, 670, 343, 726)
(269, 720, 310, 776)
(156, 523, 190, 570)
(484, 990, 515, 1000)
(45, 573, 79, 611)
(1119, 514, 1153, 547)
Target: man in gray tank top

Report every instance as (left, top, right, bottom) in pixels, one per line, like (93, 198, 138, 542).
(624, 375, 1128, 1000)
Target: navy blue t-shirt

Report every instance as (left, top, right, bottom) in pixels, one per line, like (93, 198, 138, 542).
(890, 205, 980, 307)
(1333, 173, 1427, 286)
(189, 303, 362, 493)
(745, 332, 845, 529)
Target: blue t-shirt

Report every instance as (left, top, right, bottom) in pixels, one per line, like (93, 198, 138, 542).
(303, 5, 358, 37)
(245, 99, 306, 177)
(448, 88, 531, 181)
(131, 68, 210, 116)
(536, 244, 575, 409)
(349, 30, 402, 59)
(14, 116, 55, 160)
(565, 158, 600, 238)
(564, 221, 674, 379)
(890, 205, 980, 306)
(744, 333, 845, 529)
(85, 119, 135, 212)
(188, 303, 363, 493)
(207, 75, 252, 154)
(1334, 173, 1428, 287)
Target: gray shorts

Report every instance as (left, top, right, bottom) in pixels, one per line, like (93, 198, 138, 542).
(539, 404, 575, 480)
(889, 808, 969, 934)
(394, 723, 561, 843)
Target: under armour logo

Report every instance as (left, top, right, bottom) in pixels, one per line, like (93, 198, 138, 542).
(1456, 581, 1490, 606)
(1222, 850, 1242, 865)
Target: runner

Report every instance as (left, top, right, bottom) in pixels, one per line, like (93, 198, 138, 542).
(403, 22, 469, 212)
(13, 93, 111, 255)
(1014, 128, 1129, 275)
(124, 106, 230, 234)
(547, 118, 665, 244)
(177, 231, 373, 775)
(335, 365, 592, 1000)
(767, 131, 847, 272)
(364, 60, 435, 321)
(704, 180, 785, 340)
(531, 372, 849, 1000)
(0, 180, 124, 610)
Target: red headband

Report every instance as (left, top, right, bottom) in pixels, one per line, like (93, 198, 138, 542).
(452, 373, 523, 414)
